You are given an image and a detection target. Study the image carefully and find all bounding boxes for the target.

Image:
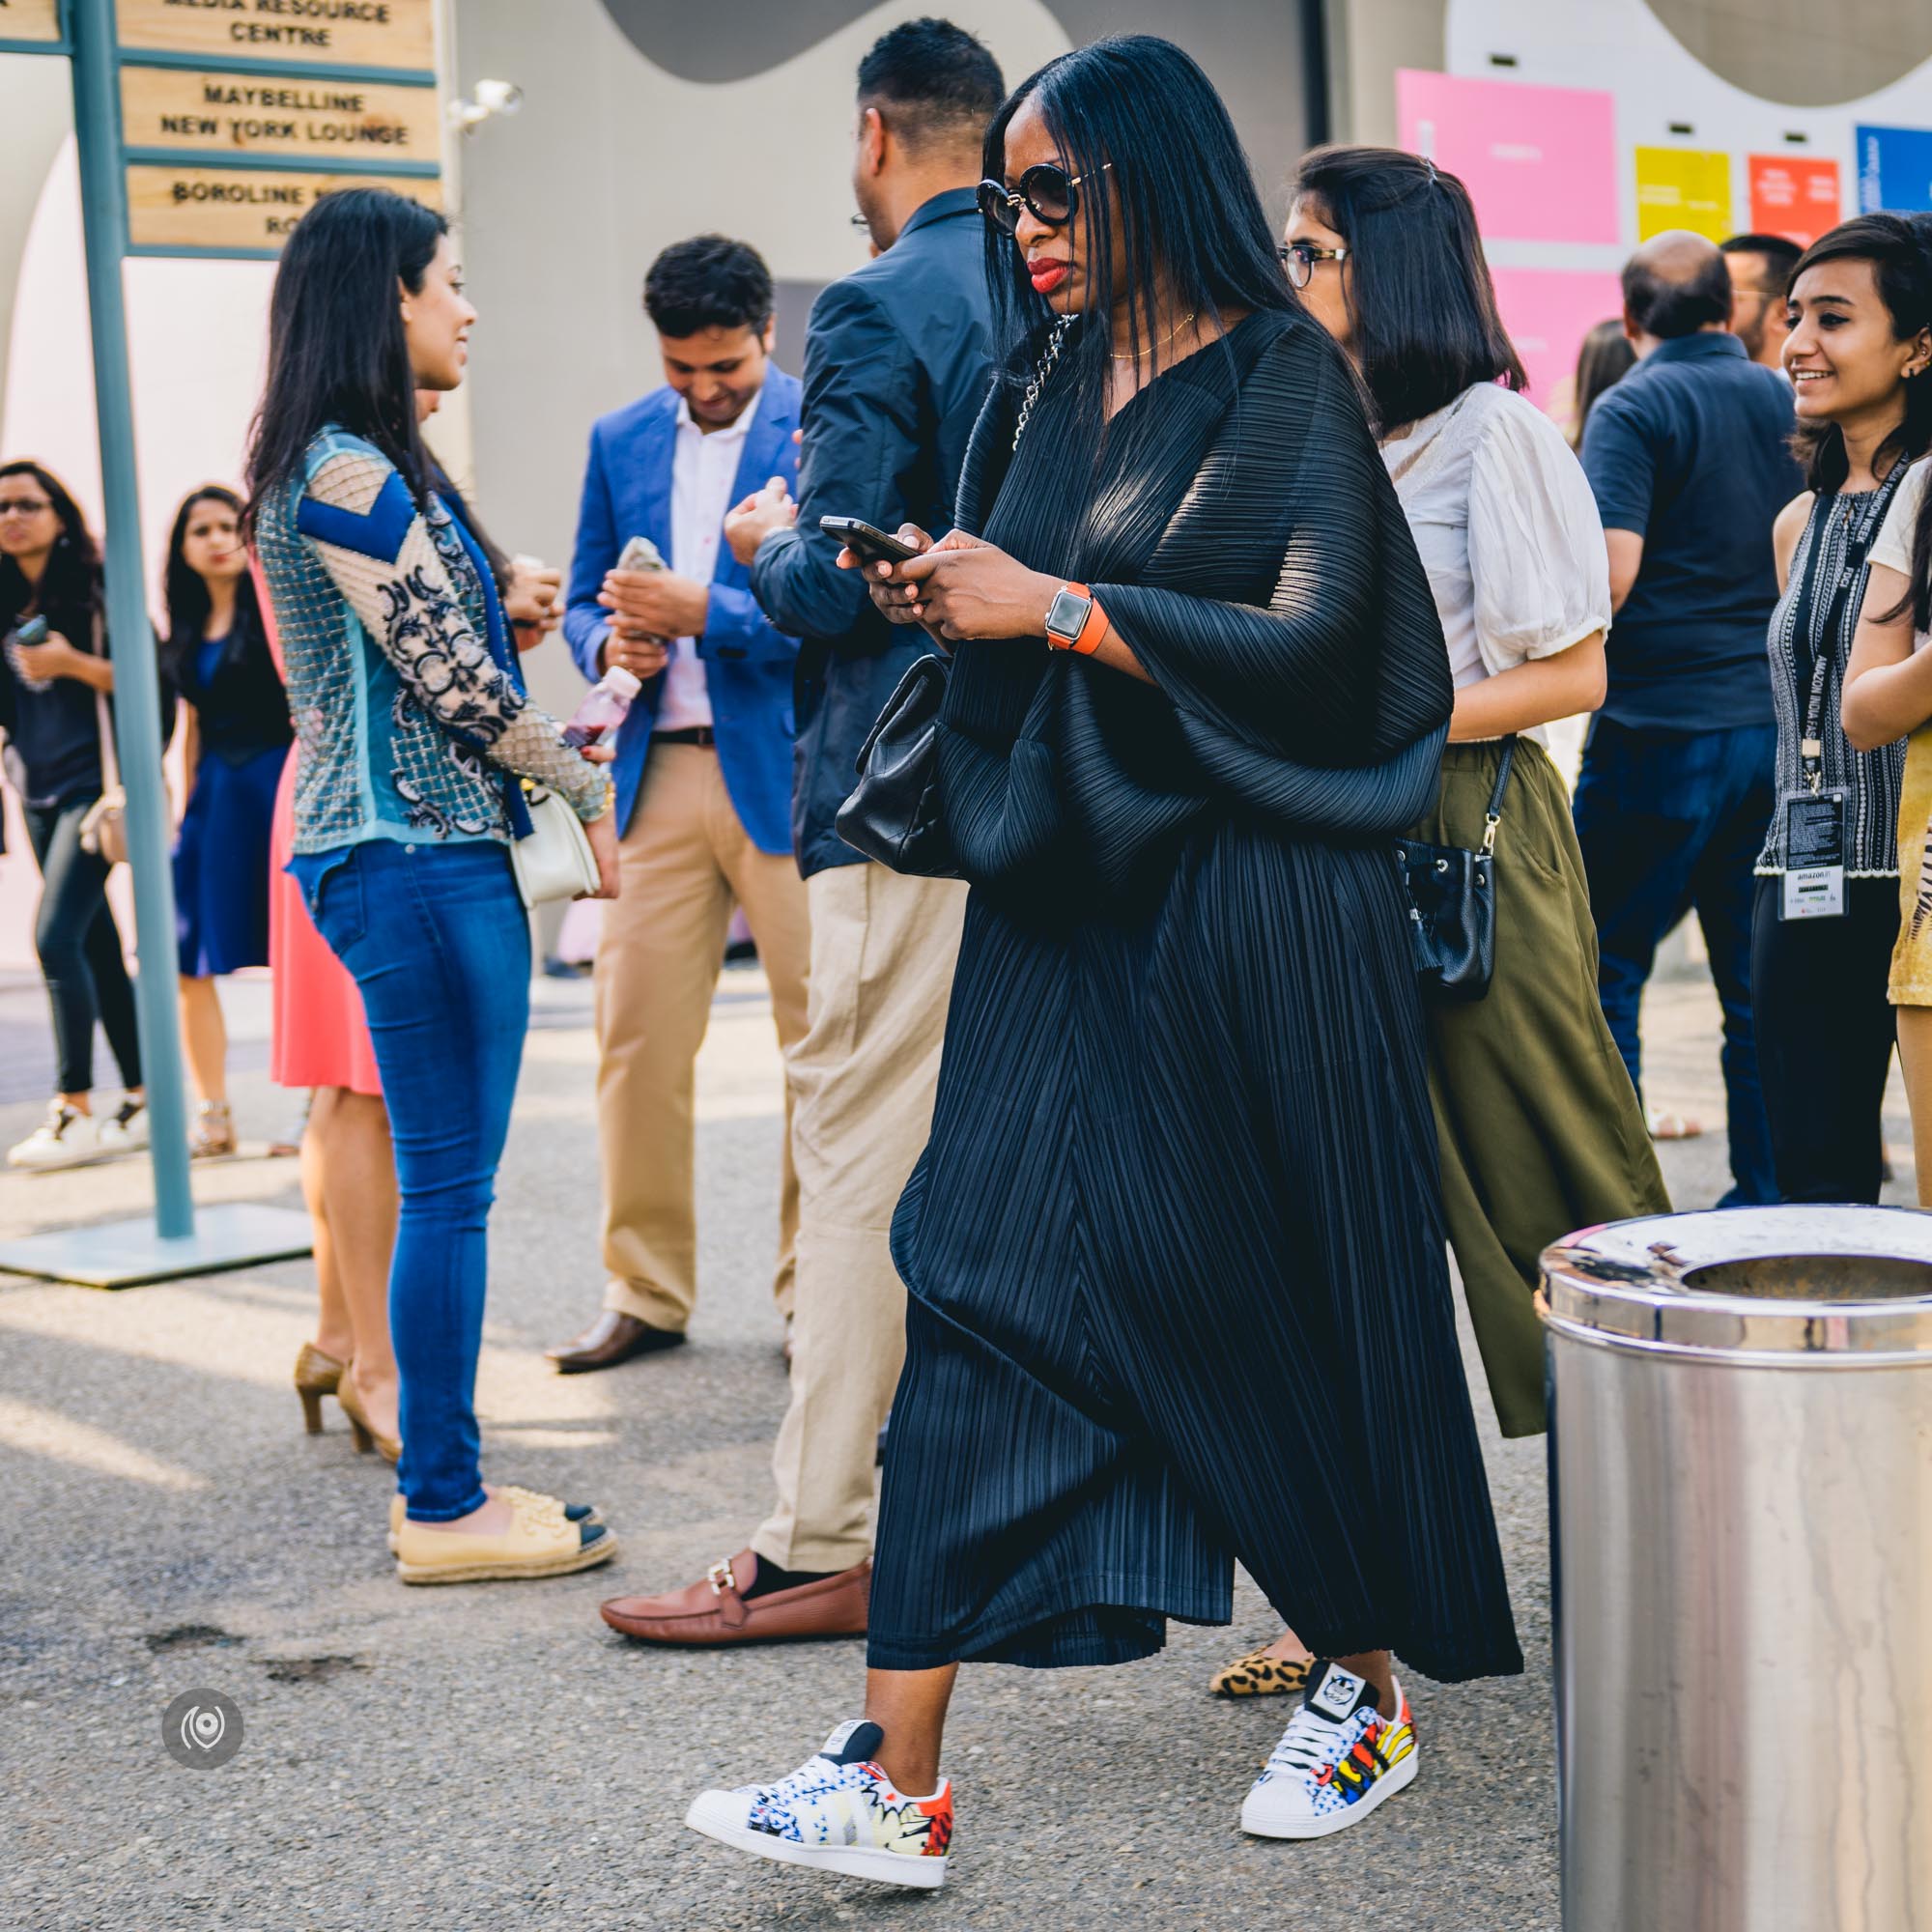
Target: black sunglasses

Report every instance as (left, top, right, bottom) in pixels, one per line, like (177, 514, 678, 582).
(977, 161, 1112, 235)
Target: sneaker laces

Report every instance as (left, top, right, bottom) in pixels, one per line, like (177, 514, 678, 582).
(1264, 1701, 1358, 1778)
(746, 1745, 867, 1807)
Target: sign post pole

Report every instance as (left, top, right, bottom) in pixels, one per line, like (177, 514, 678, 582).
(68, 0, 192, 1238)
(0, 0, 438, 1286)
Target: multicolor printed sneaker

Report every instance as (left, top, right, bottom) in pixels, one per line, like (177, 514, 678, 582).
(1239, 1661, 1419, 1839)
(686, 1719, 952, 1889)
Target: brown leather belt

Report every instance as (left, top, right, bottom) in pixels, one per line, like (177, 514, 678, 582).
(653, 726, 716, 747)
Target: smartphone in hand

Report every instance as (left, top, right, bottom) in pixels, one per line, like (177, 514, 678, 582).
(819, 516, 923, 567)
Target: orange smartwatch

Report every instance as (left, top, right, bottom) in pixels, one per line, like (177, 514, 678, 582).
(1044, 581, 1109, 655)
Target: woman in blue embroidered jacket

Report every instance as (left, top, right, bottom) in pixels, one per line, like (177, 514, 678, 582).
(250, 188, 619, 1586)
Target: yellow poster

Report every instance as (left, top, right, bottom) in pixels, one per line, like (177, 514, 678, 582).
(1634, 147, 1733, 242)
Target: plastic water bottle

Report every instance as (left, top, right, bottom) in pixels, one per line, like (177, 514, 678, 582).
(562, 665, 641, 748)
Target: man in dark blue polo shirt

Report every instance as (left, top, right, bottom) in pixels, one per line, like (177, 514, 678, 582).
(1577, 228, 1802, 1206)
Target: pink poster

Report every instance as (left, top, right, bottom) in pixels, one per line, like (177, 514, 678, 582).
(1490, 267, 1626, 421)
(1397, 70, 1620, 244)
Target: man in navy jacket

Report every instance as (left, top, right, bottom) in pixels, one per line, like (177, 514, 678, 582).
(547, 237, 810, 1373)
(596, 19, 1001, 1647)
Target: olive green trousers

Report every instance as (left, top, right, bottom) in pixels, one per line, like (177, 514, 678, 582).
(1412, 738, 1671, 1436)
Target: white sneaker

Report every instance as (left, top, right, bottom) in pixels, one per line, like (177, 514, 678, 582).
(8, 1101, 105, 1171)
(687, 1719, 952, 1889)
(95, 1096, 149, 1156)
(1240, 1661, 1419, 1840)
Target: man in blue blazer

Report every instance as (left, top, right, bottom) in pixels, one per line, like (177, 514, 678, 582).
(547, 237, 810, 1374)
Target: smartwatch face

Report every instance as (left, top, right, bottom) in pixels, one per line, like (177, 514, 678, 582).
(1046, 587, 1092, 642)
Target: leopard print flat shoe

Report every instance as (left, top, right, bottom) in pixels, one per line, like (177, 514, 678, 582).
(1209, 1646, 1313, 1698)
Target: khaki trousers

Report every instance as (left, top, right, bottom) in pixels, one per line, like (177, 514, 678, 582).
(595, 742, 810, 1330)
(753, 862, 968, 1573)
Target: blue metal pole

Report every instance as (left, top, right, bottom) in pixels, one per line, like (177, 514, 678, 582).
(66, 0, 194, 1238)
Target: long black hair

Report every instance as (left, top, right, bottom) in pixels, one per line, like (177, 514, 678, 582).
(159, 484, 263, 689)
(0, 459, 102, 649)
(1788, 213, 1932, 481)
(1786, 215, 1932, 634)
(247, 187, 447, 526)
(1290, 145, 1526, 435)
(980, 36, 1293, 455)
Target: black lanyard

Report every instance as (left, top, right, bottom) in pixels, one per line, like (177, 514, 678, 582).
(1797, 458, 1910, 795)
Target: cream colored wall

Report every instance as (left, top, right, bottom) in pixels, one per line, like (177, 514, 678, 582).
(449, 0, 1072, 623)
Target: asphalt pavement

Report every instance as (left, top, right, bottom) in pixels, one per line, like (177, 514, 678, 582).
(0, 957, 1914, 1932)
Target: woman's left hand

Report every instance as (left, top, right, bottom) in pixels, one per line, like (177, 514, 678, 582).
(895, 537, 1063, 642)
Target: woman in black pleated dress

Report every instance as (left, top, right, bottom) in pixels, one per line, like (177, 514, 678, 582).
(687, 37, 1520, 1891)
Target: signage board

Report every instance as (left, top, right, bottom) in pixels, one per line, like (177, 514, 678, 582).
(1857, 125, 1932, 213)
(1747, 155, 1841, 247)
(126, 160, 441, 251)
(1634, 146, 1733, 242)
(0, 0, 63, 43)
(1396, 69, 1619, 245)
(115, 0, 435, 73)
(120, 63, 439, 161)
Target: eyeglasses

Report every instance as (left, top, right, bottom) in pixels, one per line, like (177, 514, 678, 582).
(1277, 242, 1349, 290)
(0, 497, 52, 517)
(977, 161, 1112, 235)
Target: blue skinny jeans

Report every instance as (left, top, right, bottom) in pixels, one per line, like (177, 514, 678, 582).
(304, 836, 529, 1520)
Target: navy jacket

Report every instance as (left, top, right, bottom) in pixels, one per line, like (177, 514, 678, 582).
(749, 187, 993, 875)
(564, 368, 802, 850)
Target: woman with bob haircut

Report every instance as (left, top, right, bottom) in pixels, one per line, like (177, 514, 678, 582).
(685, 40, 1520, 1889)
(1207, 147, 1669, 1703)
(249, 186, 618, 1584)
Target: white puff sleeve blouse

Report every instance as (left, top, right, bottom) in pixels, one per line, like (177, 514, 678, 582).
(1380, 382, 1611, 739)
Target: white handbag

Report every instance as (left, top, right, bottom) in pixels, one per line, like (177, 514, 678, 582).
(509, 786, 601, 908)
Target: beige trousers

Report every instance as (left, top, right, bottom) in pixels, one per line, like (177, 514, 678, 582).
(752, 861, 968, 1573)
(595, 742, 810, 1330)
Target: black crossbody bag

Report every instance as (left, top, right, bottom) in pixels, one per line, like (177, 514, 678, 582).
(1393, 737, 1516, 1003)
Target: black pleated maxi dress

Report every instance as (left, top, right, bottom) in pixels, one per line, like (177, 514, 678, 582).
(867, 310, 1522, 1687)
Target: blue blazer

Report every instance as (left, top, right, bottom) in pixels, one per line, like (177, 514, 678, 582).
(563, 368, 802, 850)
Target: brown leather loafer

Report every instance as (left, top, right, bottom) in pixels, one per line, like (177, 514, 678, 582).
(545, 1310, 686, 1374)
(600, 1549, 869, 1645)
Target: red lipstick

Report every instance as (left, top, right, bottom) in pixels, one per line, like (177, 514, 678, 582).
(1029, 259, 1069, 295)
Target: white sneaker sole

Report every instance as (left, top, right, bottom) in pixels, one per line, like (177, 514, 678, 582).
(685, 1792, 947, 1889)
(1240, 1746, 1420, 1839)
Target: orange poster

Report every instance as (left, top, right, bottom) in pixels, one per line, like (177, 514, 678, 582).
(1748, 156, 1842, 247)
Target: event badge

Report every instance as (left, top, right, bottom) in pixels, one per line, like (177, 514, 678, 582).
(1779, 787, 1847, 921)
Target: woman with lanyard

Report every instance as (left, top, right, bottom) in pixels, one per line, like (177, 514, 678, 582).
(1753, 214, 1932, 1204)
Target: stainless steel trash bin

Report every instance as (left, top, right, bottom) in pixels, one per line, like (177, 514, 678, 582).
(1541, 1205, 1932, 1932)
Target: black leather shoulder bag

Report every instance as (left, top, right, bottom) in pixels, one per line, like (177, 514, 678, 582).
(1393, 735, 1515, 1003)
(835, 652, 960, 877)
(836, 320, 1072, 879)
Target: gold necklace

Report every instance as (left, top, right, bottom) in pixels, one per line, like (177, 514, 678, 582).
(1110, 312, 1199, 362)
